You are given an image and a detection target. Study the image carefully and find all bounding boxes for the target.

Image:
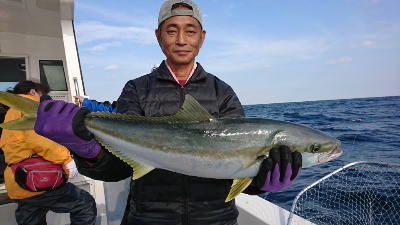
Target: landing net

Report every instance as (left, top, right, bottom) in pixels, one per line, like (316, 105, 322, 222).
(287, 161, 400, 225)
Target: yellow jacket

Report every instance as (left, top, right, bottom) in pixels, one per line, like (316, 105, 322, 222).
(0, 94, 73, 199)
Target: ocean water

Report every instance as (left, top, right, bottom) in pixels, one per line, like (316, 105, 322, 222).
(243, 96, 400, 212)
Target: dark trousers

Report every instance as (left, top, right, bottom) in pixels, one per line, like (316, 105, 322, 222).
(13, 182, 97, 225)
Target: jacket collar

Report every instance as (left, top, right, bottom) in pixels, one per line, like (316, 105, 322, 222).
(17, 94, 40, 102)
(156, 60, 208, 84)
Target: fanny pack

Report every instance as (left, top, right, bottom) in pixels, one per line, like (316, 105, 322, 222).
(10, 155, 66, 192)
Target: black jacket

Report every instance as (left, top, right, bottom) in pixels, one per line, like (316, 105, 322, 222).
(77, 61, 245, 225)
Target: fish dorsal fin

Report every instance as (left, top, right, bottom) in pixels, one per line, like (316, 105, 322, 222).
(88, 94, 213, 123)
(0, 91, 38, 130)
(225, 178, 253, 202)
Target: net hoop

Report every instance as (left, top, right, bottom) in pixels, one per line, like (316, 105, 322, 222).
(287, 161, 400, 225)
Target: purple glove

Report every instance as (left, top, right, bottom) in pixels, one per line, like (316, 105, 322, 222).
(253, 146, 302, 192)
(34, 97, 101, 159)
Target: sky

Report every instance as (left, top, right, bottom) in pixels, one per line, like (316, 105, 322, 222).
(73, 0, 400, 105)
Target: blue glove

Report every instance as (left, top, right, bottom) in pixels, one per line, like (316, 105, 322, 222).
(253, 146, 302, 192)
(34, 96, 101, 159)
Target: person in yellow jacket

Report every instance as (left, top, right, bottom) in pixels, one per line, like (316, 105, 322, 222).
(0, 81, 96, 225)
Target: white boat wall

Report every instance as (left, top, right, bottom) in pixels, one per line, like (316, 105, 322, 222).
(0, 1, 313, 224)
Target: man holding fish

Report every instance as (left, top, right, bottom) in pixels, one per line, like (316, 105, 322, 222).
(33, 1, 303, 224)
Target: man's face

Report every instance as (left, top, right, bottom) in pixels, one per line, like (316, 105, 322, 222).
(156, 13, 206, 67)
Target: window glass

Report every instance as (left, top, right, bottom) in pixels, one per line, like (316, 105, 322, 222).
(0, 57, 26, 84)
(0, 82, 18, 92)
(39, 60, 68, 91)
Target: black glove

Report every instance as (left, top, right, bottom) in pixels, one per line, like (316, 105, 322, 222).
(253, 146, 302, 192)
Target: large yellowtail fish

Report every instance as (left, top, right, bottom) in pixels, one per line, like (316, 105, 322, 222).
(0, 91, 342, 201)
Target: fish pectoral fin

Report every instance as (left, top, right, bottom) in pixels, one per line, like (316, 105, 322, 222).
(243, 157, 265, 170)
(0, 117, 36, 130)
(225, 178, 253, 202)
(95, 138, 155, 179)
(129, 160, 155, 180)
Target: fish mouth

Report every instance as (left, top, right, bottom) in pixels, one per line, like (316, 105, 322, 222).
(315, 146, 342, 165)
(330, 147, 342, 159)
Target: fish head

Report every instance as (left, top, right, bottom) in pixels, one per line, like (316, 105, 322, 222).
(301, 144, 342, 168)
(268, 123, 342, 168)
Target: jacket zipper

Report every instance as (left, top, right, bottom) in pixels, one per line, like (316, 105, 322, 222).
(180, 85, 189, 225)
(22, 162, 53, 171)
(183, 175, 189, 225)
(180, 85, 186, 107)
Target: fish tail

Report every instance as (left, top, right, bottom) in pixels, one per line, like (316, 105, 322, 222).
(0, 91, 38, 130)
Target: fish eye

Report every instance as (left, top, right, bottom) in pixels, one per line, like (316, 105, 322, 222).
(310, 144, 321, 153)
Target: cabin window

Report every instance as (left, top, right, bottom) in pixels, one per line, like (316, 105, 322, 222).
(0, 57, 26, 91)
(39, 60, 68, 91)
